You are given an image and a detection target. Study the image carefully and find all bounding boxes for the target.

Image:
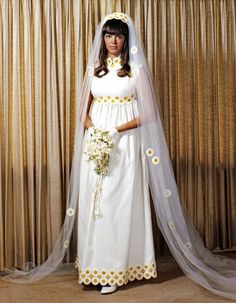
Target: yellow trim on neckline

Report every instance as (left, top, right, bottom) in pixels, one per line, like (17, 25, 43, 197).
(106, 55, 122, 68)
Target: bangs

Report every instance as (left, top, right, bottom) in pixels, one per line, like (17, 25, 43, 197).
(104, 27, 123, 36)
(102, 19, 128, 38)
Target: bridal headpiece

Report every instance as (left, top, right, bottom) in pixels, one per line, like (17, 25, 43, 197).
(104, 12, 128, 23)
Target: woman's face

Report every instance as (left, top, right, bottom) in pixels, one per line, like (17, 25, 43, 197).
(104, 33, 125, 57)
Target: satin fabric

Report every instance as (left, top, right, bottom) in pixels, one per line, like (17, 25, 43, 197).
(76, 56, 157, 286)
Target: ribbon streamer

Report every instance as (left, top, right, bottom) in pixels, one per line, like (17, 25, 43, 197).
(92, 174, 105, 219)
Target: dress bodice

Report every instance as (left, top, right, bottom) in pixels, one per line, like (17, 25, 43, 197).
(88, 55, 139, 129)
(90, 55, 136, 101)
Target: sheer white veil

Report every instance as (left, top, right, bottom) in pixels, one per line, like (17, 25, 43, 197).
(2, 12, 236, 301)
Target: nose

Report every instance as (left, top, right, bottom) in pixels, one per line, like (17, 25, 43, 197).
(111, 35, 117, 44)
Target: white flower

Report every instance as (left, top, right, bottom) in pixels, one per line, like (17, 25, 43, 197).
(163, 189, 172, 197)
(66, 208, 75, 216)
(64, 240, 70, 248)
(152, 156, 160, 165)
(92, 277, 99, 285)
(131, 68, 139, 78)
(130, 46, 138, 54)
(185, 242, 192, 249)
(88, 66, 94, 76)
(106, 12, 128, 23)
(146, 148, 154, 157)
(84, 128, 116, 176)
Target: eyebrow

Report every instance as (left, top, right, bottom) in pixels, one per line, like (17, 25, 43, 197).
(105, 33, 124, 36)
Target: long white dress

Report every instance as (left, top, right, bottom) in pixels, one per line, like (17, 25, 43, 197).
(76, 55, 157, 287)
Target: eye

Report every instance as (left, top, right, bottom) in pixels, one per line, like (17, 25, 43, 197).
(117, 34, 125, 39)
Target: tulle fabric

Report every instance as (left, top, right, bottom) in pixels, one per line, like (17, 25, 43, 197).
(1, 12, 236, 301)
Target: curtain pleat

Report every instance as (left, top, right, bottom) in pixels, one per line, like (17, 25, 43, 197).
(0, 0, 235, 270)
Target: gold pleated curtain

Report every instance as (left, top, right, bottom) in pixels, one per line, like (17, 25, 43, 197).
(0, 0, 235, 270)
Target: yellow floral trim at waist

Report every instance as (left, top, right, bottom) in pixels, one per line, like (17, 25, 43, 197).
(75, 258, 158, 286)
(93, 95, 135, 104)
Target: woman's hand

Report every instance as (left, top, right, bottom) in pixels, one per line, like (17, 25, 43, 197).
(87, 126, 96, 138)
(107, 127, 120, 143)
(115, 117, 140, 132)
(108, 127, 118, 137)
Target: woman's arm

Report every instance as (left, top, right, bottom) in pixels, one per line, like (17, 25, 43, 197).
(85, 91, 94, 129)
(116, 116, 140, 132)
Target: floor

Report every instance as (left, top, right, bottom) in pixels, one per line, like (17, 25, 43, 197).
(0, 255, 234, 303)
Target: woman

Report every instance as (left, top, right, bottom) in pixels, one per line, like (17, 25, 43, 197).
(76, 16, 157, 294)
(2, 12, 236, 301)
(75, 12, 236, 299)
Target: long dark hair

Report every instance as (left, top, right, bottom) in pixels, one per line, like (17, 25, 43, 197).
(94, 19, 131, 78)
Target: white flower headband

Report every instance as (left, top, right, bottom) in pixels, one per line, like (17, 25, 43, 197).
(104, 12, 129, 24)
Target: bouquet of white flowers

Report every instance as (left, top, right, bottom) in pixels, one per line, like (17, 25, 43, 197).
(84, 127, 117, 219)
(84, 127, 116, 175)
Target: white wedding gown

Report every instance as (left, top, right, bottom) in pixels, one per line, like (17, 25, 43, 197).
(76, 55, 157, 286)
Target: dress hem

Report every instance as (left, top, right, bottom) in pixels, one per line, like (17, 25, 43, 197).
(76, 259, 158, 287)
(78, 271, 158, 287)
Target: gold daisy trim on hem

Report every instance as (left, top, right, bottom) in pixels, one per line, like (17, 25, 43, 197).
(76, 260, 158, 286)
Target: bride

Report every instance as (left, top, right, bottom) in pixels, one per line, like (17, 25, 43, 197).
(2, 12, 236, 301)
(77, 14, 157, 294)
